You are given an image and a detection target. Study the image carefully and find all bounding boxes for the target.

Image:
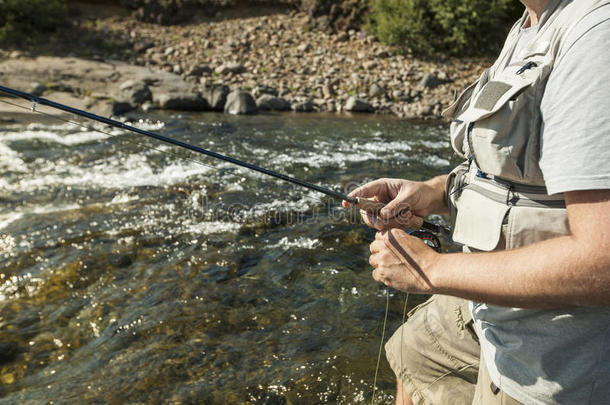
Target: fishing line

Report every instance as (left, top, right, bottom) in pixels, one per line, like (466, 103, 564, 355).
(0, 97, 219, 173)
(371, 287, 390, 405)
(371, 289, 410, 405)
(399, 292, 410, 405)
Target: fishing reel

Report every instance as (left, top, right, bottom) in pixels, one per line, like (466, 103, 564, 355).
(409, 229, 442, 253)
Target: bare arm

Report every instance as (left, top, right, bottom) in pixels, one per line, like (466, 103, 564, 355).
(369, 189, 610, 308)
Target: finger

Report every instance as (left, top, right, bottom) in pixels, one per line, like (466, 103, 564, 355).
(369, 239, 384, 253)
(375, 210, 416, 231)
(379, 193, 412, 220)
(372, 267, 381, 282)
(375, 230, 388, 240)
(383, 228, 420, 266)
(372, 267, 390, 286)
(360, 210, 383, 231)
(369, 253, 378, 268)
(348, 179, 388, 200)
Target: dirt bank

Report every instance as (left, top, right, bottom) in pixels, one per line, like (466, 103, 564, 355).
(0, 5, 490, 119)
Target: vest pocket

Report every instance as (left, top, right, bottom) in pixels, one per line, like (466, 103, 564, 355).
(442, 70, 487, 120)
(454, 62, 548, 184)
(452, 187, 510, 251)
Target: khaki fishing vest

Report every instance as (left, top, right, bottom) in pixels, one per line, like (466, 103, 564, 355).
(443, 0, 610, 251)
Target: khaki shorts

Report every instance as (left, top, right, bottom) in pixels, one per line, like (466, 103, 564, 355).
(385, 295, 522, 405)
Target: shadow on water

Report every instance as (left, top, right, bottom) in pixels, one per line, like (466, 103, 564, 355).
(0, 111, 456, 403)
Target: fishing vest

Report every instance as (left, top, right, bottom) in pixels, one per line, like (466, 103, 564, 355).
(443, 0, 610, 251)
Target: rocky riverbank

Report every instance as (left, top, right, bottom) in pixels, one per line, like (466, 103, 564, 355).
(0, 6, 490, 120)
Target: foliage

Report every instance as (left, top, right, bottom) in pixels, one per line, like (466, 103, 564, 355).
(366, 0, 524, 57)
(0, 0, 68, 43)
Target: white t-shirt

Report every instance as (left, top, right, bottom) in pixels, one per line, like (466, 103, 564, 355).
(540, 5, 610, 194)
(474, 3, 610, 405)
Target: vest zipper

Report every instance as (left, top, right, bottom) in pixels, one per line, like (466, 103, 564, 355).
(516, 61, 538, 75)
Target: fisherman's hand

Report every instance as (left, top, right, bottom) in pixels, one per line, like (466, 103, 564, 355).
(343, 176, 447, 230)
(368, 229, 439, 294)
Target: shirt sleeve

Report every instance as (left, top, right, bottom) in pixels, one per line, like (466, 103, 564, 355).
(539, 11, 610, 195)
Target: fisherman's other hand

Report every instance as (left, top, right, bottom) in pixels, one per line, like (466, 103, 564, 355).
(343, 178, 434, 230)
(368, 229, 438, 294)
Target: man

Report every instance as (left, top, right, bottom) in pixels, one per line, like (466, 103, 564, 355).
(344, 0, 610, 403)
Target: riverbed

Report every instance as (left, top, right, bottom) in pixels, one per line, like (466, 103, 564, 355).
(0, 111, 456, 404)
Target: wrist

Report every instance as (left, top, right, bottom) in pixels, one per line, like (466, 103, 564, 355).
(427, 251, 453, 295)
(422, 175, 449, 214)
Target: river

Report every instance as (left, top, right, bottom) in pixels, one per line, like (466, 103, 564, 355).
(0, 111, 456, 404)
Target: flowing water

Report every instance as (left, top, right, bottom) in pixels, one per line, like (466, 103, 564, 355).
(0, 110, 457, 404)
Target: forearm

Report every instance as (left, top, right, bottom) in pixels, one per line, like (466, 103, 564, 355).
(432, 234, 610, 308)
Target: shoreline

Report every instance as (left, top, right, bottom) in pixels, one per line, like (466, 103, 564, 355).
(0, 8, 490, 121)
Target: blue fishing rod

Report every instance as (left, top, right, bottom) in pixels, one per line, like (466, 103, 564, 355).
(0, 84, 449, 244)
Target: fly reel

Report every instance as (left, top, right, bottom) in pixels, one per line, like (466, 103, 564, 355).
(409, 229, 442, 253)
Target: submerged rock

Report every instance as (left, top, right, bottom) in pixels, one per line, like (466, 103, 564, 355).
(224, 90, 258, 115)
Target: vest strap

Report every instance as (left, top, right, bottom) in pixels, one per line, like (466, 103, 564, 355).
(466, 174, 566, 209)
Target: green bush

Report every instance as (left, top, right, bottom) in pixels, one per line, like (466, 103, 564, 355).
(0, 0, 68, 43)
(367, 0, 523, 57)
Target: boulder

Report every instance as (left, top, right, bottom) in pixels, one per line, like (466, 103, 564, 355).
(202, 84, 230, 111)
(369, 83, 385, 98)
(215, 62, 246, 75)
(292, 100, 314, 112)
(256, 94, 291, 111)
(417, 103, 435, 116)
(419, 73, 443, 89)
(322, 83, 334, 99)
(156, 92, 209, 111)
(119, 80, 152, 105)
(224, 90, 258, 115)
(345, 97, 374, 113)
(297, 43, 312, 53)
(30, 82, 46, 97)
(334, 32, 349, 42)
(374, 49, 390, 58)
(363, 60, 378, 70)
(186, 65, 212, 77)
(108, 101, 134, 116)
(133, 40, 154, 54)
(252, 85, 278, 97)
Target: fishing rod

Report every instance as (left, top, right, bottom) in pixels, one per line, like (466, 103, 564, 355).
(0, 84, 450, 240)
